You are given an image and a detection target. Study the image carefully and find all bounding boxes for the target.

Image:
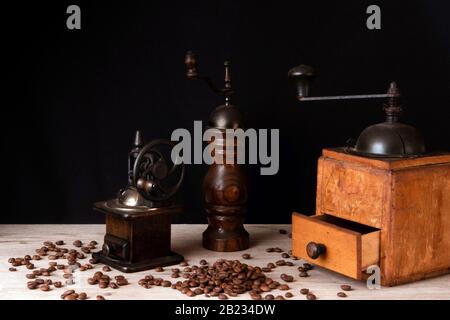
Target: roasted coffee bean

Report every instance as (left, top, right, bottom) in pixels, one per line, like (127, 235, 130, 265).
(242, 253, 251, 259)
(251, 293, 262, 300)
(89, 240, 98, 246)
(155, 266, 164, 272)
(300, 288, 309, 295)
(78, 292, 87, 300)
(117, 279, 128, 286)
(267, 262, 276, 269)
(275, 260, 286, 266)
(279, 229, 287, 234)
(43, 241, 54, 247)
(55, 240, 64, 245)
(179, 261, 188, 266)
(298, 266, 305, 272)
(32, 255, 41, 261)
(303, 263, 313, 270)
(99, 282, 108, 289)
(265, 248, 274, 253)
(115, 275, 125, 281)
(73, 240, 82, 247)
(61, 290, 75, 299)
(40, 284, 50, 292)
(279, 284, 290, 290)
(24, 263, 34, 270)
(306, 293, 317, 300)
(9, 267, 17, 272)
(24, 255, 32, 260)
(193, 288, 203, 295)
(27, 281, 37, 290)
(299, 271, 309, 277)
(183, 267, 192, 272)
(264, 294, 274, 300)
(259, 284, 270, 292)
(275, 295, 285, 300)
(340, 284, 352, 291)
(281, 253, 290, 258)
(218, 293, 228, 300)
(337, 292, 347, 298)
(285, 261, 294, 266)
(285, 292, 293, 298)
(109, 282, 119, 289)
(280, 274, 294, 282)
(26, 273, 36, 279)
(54, 281, 63, 288)
(96, 295, 105, 300)
(171, 273, 180, 278)
(199, 259, 207, 265)
(262, 267, 272, 272)
(162, 280, 172, 287)
(102, 266, 111, 272)
(8, 258, 15, 263)
(89, 258, 98, 264)
(63, 294, 77, 300)
(81, 247, 91, 254)
(274, 247, 283, 253)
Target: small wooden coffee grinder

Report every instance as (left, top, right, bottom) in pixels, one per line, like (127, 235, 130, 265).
(289, 65, 450, 286)
(93, 131, 185, 272)
(184, 51, 250, 252)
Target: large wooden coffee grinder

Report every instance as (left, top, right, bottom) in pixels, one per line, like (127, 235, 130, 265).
(288, 64, 450, 286)
(93, 131, 185, 272)
(184, 51, 249, 252)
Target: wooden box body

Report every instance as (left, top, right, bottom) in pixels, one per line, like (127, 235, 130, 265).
(293, 148, 450, 286)
(93, 204, 184, 272)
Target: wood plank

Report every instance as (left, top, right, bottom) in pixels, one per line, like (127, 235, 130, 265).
(1, 224, 449, 300)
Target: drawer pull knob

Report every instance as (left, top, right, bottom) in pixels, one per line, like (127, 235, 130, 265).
(306, 242, 326, 259)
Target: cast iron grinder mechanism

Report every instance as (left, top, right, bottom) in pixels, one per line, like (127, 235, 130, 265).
(288, 64, 426, 157)
(93, 131, 185, 272)
(184, 51, 249, 252)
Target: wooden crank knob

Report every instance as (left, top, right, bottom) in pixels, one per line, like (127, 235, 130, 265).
(306, 241, 326, 259)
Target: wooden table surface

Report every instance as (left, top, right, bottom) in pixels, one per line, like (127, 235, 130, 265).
(1, 224, 449, 300)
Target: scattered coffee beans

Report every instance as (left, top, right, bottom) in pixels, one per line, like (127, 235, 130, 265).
(337, 292, 347, 298)
(9, 267, 17, 272)
(242, 253, 251, 259)
(285, 292, 293, 298)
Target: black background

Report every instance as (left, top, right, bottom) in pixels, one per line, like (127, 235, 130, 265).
(3, 0, 449, 224)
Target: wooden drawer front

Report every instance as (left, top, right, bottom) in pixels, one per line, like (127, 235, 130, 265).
(316, 157, 389, 229)
(292, 212, 380, 280)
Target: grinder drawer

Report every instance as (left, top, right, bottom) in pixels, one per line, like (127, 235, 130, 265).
(292, 212, 380, 280)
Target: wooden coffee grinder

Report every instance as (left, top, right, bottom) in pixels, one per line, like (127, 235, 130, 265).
(93, 131, 185, 272)
(184, 51, 250, 252)
(288, 65, 450, 286)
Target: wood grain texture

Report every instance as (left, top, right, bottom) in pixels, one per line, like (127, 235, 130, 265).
(382, 163, 450, 286)
(1, 225, 449, 300)
(316, 157, 388, 228)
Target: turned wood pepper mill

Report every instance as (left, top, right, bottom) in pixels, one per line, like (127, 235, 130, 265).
(185, 51, 249, 251)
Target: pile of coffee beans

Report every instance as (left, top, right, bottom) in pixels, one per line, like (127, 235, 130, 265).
(138, 259, 289, 300)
